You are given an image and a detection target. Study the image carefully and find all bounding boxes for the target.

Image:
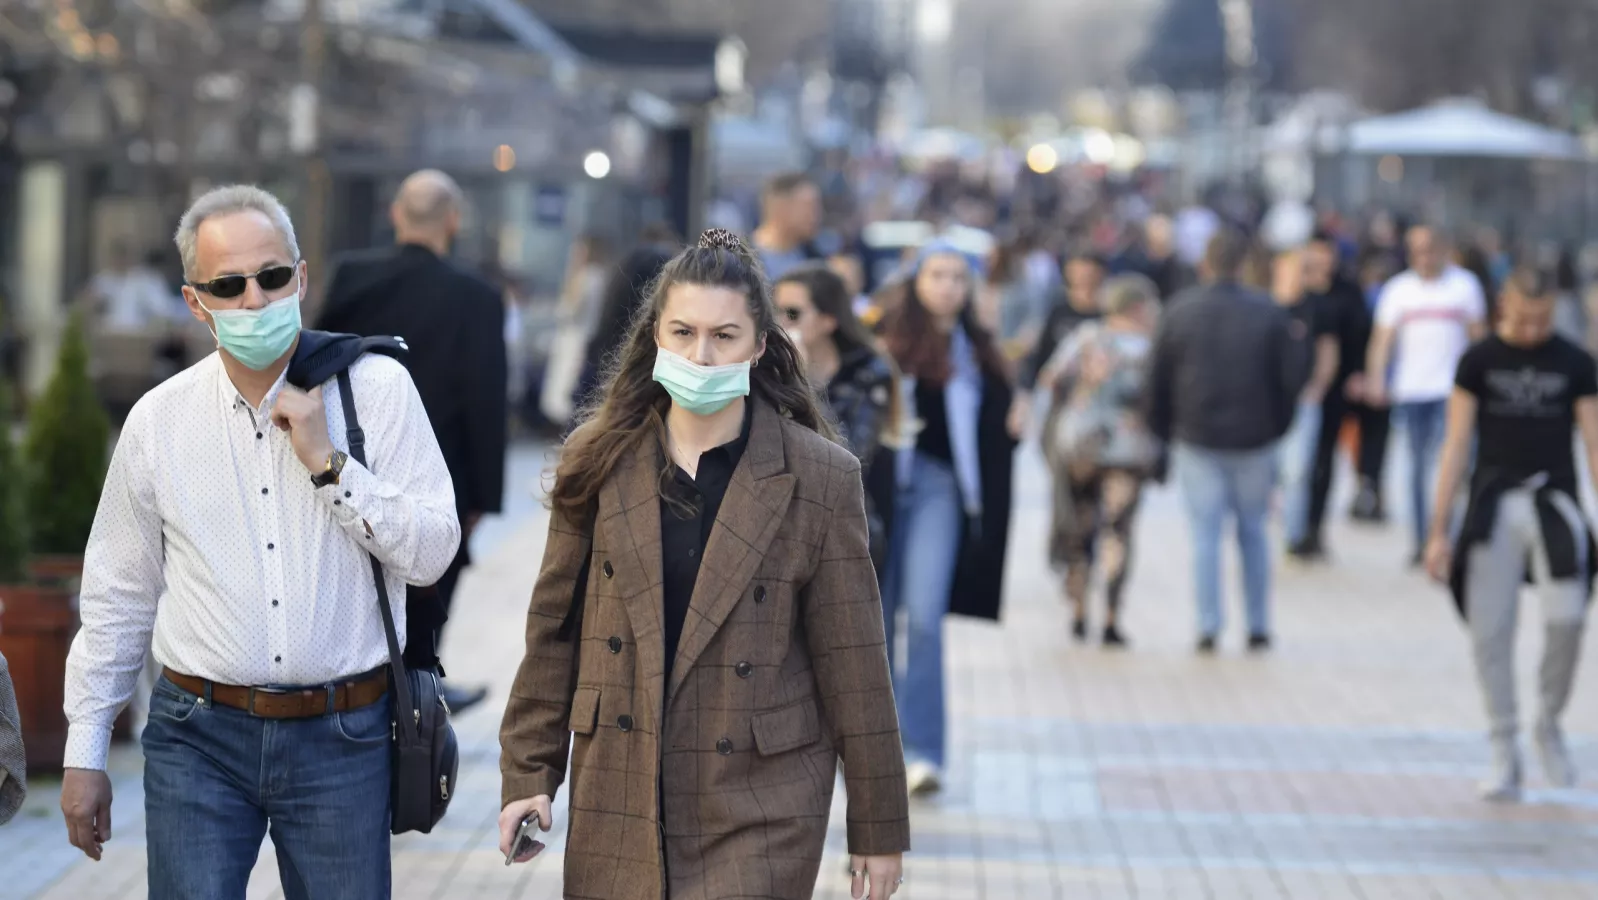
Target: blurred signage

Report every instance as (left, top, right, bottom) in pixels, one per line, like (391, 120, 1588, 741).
(534, 185, 566, 227)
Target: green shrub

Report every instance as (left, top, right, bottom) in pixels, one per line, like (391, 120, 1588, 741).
(0, 379, 30, 583)
(24, 315, 110, 556)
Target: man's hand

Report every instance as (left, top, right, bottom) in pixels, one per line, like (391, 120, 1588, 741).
(1005, 393, 1032, 441)
(850, 853, 904, 899)
(61, 768, 113, 861)
(498, 795, 553, 864)
(271, 385, 336, 474)
(1344, 372, 1366, 402)
(1424, 534, 1453, 584)
(1364, 381, 1389, 409)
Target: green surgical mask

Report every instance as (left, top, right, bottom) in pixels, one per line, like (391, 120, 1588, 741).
(652, 346, 751, 416)
(197, 279, 303, 370)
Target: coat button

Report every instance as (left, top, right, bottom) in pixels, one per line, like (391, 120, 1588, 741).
(602, 560, 614, 579)
(608, 636, 622, 654)
(753, 586, 767, 603)
(716, 737, 733, 755)
(734, 661, 753, 678)
(617, 714, 634, 732)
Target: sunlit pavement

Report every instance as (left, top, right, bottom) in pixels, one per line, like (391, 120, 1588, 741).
(10, 438, 1598, 899)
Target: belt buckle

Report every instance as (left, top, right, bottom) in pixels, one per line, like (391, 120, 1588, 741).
(247, 685, 291, 716)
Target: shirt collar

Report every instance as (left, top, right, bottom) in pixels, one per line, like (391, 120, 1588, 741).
(215, 355, 289, 417)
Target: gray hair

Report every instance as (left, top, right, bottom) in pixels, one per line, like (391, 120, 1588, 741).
(1099, 273, 1159, 316)
(174, 185, 300, 280)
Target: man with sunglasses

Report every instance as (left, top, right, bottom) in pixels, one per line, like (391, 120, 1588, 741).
(59, 184, 460, 898)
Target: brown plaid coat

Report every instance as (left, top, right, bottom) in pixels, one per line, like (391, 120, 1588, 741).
(501, 400, 910, 899)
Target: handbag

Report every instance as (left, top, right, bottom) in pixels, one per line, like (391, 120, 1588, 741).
(334, 365, 460, 835)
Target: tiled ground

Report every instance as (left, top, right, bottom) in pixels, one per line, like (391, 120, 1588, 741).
(8, 443, 1598, 899)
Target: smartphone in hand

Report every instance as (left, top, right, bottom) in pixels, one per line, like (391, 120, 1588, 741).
(504, 811, 544, 866)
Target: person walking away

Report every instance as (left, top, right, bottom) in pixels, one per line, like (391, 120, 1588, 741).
(751, 172, 825, 282)
(1350, 250, 1399, 522)
(879, 241, 1019, 794)
(1424, 267, 1596, 801)
(60, 185, 460, 897)
(1146, 228, 1298, 653)
(316, 169, 507, 713)
(1271, 249, 1338, 559)
(1364, 226, 1488, 566)
(498, 230, 907, 900)
(1301, 231, 1373, 558)
(774, 263, 903, 573)
(1035, 275, 1161, 646)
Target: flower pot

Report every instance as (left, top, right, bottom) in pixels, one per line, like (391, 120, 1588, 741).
(28, 554, 83, 585)
(0, 581, 79, 772)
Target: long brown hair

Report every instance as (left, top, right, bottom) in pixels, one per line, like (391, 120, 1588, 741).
(550, 229, 837, 521)
(880, 253, 1008, 386)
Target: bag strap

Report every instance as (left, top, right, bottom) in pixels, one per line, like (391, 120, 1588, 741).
(335, 368, 419, 745)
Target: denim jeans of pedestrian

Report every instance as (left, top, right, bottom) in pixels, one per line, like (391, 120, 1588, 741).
(880, 452, 963, 770)
(1277, 400, 1322, 547)
(1395, 399, 1448, 551)
(1174, 442, 1277, 639)
(142, 674, 393, 900)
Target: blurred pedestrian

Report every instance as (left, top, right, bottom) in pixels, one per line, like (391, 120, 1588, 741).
(879, 241, 1019, 794)
(1146, 228, 1299, 652)
(1364, 226, 1488, 566)
(1012, 249, 1107, 437)
(0, 650, 23, 825)
(1302, 231, 1374, 557)
(1271, 249, 1338, 559)
(751, 172, 825, 281)
(62, 185, 459, 895)
(499, 230, 907, 900)
(574, 243, 676, 411)
(1036, 274, 1161, 647)
(1350, 250, 1400, 522)
(541, 234, 612, 428)
(774, 263, 903, 573)
(317, 169, 507, 712)
(1425, 267, 1596, 801)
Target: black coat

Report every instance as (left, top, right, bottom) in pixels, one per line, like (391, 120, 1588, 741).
(948, 372, 1018, 622)
(316, 244, 508, 517)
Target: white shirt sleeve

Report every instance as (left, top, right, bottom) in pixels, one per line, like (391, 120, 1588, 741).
(1374, 277, 1404, 329)
(63, 413, 164, 771)
(315, 358, 460, 587)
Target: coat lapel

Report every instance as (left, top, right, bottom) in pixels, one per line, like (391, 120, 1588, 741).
(665, 401, 796, 709)
(599, 436, 670, 711)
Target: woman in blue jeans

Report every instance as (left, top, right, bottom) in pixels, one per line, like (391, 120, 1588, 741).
(878, 242, 1018, 795)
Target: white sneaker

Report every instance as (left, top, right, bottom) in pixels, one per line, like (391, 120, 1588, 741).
(1480, 741, 1523, 803)
(1535, 724, 1579, 788)
(906, 761, 942, 796)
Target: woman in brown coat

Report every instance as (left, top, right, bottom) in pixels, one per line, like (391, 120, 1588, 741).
(499, 229, 909, 900)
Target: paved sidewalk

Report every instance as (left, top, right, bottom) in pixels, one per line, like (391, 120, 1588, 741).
(9, 445, 1598, 899)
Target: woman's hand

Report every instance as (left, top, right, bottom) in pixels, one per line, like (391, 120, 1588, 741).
(1424, 533, 1452, 584)
(850, 853, 904, 899)
(498, 795, 553, 864)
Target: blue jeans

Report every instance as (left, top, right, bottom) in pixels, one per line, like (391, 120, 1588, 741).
(1394, 399, 1448, 551)
(142, 674, 393, 900)
(1277, 401, 1322, 546)
(881, 452, 963, 770)
(1174, 443, 1277, 639)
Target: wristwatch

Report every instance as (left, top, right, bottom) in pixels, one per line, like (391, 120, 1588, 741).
(311, 450, 348, 489)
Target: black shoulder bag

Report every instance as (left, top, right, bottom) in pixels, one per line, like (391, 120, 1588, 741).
(334, 366, 460, 834)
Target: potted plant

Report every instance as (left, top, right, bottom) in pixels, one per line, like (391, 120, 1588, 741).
(24, 314, 111, 581)
(0, 377, 79, 771)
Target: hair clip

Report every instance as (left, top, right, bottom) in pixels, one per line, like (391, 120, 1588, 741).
(697, 228, 745, 253)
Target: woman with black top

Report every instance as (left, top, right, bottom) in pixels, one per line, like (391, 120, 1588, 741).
(878, 241, 1019, 796)
(1425, 266, 1598, 802)
(499, 231, 908, 899)
(773, 263, 903, 570)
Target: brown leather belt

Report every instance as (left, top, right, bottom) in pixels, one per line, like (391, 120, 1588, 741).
(162, 666, 389, 719)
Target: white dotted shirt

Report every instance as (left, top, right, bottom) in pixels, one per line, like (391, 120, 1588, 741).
(63, 351, 460, 770)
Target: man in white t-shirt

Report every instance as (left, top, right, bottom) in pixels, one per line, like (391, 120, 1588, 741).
(1364, 226, 1488, 564)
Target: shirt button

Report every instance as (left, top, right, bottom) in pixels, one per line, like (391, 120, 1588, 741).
(271, 599, 279, 607)
(607, 636, 622, 654)
(274, 655, 282, 663)
(602, 561, 614, 579)
(266, 542, 275, 550)
(344, 491, 352, 498)
(735, 661, 753, 678)
(687, 548, 696, 558)
(261, 488, 268, 495)
(716, 737, 733, 755)
(334, 500, 341, 506)
(617, 714, 634, 732)
(754, 586, 767, 603)
(256, 432, 263, 440)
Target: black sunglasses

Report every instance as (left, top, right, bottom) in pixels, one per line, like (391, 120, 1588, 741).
(779, 306, 803, 323)
(189, 263, 298, 299)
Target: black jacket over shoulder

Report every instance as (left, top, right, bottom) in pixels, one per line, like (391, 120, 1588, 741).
(317, 244, 508, 516)
(948, 371, 1018, 622)
(1146, 282, 1299, 453)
